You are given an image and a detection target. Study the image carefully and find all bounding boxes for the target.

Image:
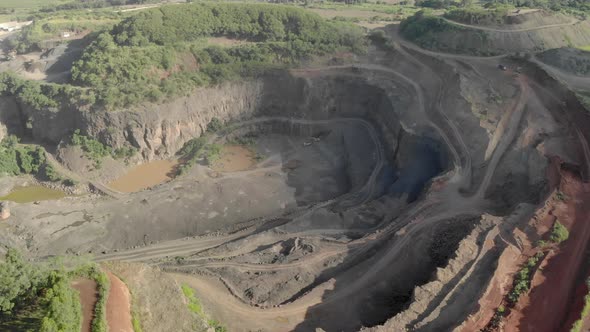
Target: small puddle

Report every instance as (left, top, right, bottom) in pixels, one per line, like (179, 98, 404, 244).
(0, 186, 66, 203)
(211, 145, 256, 172)
(108, 159, 179, 193)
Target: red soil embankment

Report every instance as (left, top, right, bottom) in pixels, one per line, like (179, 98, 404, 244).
(507, 166, 590, 332)
(459, 158, 563, 332)
(72, 278, 98, 332)
(106, 272, 133, 332)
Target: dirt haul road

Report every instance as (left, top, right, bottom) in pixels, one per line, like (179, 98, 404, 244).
(95, 35, 551, 331)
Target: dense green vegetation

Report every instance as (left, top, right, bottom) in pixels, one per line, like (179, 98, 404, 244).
(507, 252, 543, 304)
(70, 3, 366, 109)
(368, 29, 395, 51)
(0, 249, 82, 332)
(444, 6, 512, 25)
(89, 271, 109, 332)
(2, 4, 365, 114)
(39, 273, 82, 332)
(0, 135, 62, 181)
(70, 129, 136, 167)
(0, 71, 96, 109)
(0, 249, 111, 332)
(400, 10, 494, 54)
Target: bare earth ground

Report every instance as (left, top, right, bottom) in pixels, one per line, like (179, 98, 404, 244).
(104, 262, 204, 332)
(1, 13, 590, 332)
(505, 168, 590, 332)
(106, 272, 133, 332)
(71, 278, 98, 332)
(211, 145, 256, 173)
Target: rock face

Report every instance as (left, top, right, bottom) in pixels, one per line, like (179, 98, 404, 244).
(0, 70, 413, 162)
(0, 202, 10, 220)
(83, 81, 264, 160)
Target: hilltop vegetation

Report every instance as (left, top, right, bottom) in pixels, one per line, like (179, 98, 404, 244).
(538, 47, 590, 76)
(70, 3, 366, 109)
(400, 7, 590, 55)
(2, 3, 365, 112)
(444, 6, 512, 25)
(10, 10, 121, 53)
(400, 10, 493, 54)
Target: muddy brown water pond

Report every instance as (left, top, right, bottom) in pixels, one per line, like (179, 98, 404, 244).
(211, 145, 256, 173)
(0, 186, 66, 203)
(108, 159, 179, 193)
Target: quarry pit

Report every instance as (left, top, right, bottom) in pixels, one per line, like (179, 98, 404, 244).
(0, 6, 590, 332)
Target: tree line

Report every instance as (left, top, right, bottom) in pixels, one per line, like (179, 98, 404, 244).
(70, 3, 366, 109)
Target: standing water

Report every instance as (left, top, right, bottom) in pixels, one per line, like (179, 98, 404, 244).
(0, 186, 66, 203)
(108, 159, 179, 193)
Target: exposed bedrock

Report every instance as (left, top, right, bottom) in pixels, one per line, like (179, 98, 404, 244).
(0, 69, 425, 162)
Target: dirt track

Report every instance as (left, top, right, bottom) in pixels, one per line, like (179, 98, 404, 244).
(442, 16, 579, 33)
(106, 272, 133, 332)
(92, 32, 542, 331)
(3, 16, 586, 331)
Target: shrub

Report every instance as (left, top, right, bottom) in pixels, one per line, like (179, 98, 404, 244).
(68, 3, 367, 109)
(44, 164, 62, 182)
(112, 146, 137, 159)
(70, 130, 111, 167)
(206, 118, 224, 133)
(39, 273, 82, 332)
(0, 136, 56, 179)
(90, 270, 109, 332)
(203, 144, 222, 165)
(549, 221, 569, 244)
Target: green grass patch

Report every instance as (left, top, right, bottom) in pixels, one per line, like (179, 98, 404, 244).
(181, 284, 203, 316)
(132, 314, 142, 332)
(180, 283, 227, 332)
(0, 0, 65, 9)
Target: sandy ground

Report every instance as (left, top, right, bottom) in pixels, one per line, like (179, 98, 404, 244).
(72, 278, 98, 332)
(106, 272, 133, 332)
(211, 145, 255, 173)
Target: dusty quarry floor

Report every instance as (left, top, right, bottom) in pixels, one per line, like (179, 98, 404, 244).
(1, 19, 590, 332)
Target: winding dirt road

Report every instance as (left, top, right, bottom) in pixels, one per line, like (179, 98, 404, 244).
(442, 16, 579, 33)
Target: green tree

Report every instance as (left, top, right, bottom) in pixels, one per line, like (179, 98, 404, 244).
(0, 249, 41, 312)
(549, 221, 569, 244)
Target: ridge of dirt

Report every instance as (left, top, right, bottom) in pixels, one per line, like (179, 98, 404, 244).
(71, 278, 98, 332)
(363, 217, 497, 331)
(104, 262, 205, 332)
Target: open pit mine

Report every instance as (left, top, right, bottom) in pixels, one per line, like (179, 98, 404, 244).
(0, 3, 590, 332)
